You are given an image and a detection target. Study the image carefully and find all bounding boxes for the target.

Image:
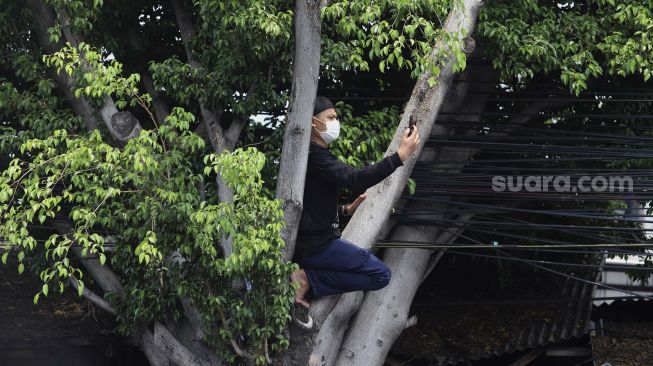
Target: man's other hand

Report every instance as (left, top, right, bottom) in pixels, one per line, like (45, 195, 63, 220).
(397, 127, 421, 161)
(345, 193, 367, 216)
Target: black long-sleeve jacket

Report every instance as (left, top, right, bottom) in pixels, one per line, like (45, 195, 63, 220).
(293, 142, 403, 262)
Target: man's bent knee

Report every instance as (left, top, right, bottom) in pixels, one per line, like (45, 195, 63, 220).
(370, 266, 391, 290)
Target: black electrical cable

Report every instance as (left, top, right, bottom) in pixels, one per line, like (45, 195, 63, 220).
(445, 249, 653, 272)
(411, 296, 651, 307)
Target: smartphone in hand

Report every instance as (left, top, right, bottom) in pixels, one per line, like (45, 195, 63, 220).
(408, 115, 417, 137)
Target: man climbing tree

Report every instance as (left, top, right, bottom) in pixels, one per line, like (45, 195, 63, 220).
(289, 96, 420, 327)
(13, 0, 653, 364)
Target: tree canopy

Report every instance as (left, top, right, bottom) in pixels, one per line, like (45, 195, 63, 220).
(0, 0, 651, 364)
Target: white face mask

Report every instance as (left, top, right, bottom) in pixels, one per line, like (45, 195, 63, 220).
(313, 117, 340, 145)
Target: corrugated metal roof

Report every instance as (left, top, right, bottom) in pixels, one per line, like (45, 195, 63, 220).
(430, 254, 604, 365)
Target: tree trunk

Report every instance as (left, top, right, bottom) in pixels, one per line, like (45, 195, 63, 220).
(328, 101, 564, 366)
(27, 1, 213, 361)
(288, 2, 484, 365)
(323, 102, 568, 366)
(276, 0, 324, 261)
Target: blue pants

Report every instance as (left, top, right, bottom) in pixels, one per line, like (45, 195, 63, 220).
(298, 238, 391, 298)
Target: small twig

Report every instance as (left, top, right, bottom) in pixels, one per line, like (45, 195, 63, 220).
(218, 308, 254, 360)
(404, 315, 418, 329)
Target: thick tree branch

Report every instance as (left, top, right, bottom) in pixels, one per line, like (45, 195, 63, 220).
(276, 0, 323, 262)
(329, 102, 570, 366)
(170, 0, 228, 153)
(126, 28, 171, 126)
(301, 4, 491, 365)
(339, 0, 483, 255)
(419, 213, 474, 284)
(170, 0, 200, 68)
(298, 4, 485, 365)
(138, 326, 171, 366)
(26, 2, 215, 355)
(56, 6, 143, 145)
(306, 292, 364, 366)
(24, 0, 98, 132)
(154, 321, 213, 366)
(168, 3, 239, 267)
(54, 221, 219, 365)
(53, 222, 124, 293)
(26, 0, 143, 146)
(56, 8, 83, 47)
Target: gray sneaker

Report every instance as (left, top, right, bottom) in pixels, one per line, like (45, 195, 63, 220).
(292, 302, 313, 330)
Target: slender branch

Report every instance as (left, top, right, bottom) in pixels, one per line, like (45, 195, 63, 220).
(68, 277, 116, 315)
(264, 337, 271, 364)
(142, 72, 170, 126)
(420, 212, 475, 283)
(218, 308, 254, 360)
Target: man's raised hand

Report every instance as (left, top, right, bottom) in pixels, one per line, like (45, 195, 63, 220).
(397, 126, 421, 161)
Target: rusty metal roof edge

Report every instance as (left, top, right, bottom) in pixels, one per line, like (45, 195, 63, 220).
(436, 253, 604, 365)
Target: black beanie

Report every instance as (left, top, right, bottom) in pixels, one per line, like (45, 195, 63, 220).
(313, 95, 334, 116)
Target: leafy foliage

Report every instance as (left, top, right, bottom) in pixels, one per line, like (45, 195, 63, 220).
(1, 0, 651, 363)
(0, 42, 295, 362)
(478, 0, 653, 94)
(322, 0, 468, 85)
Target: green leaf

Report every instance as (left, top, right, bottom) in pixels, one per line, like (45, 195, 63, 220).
(77, 281, 84, 297)
(407, 178, 416, 196)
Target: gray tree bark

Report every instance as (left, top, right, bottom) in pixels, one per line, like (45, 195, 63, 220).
(26, 0, 143, 145)
(25, 0, 99, 132)
(291, 2, 484, 365)
(327, 99, 564, 366)
(25, 1, 217, 363)
(276, 0, 324, 261)
(22, 2, 565, 366)
(321, 102, 567, 366)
